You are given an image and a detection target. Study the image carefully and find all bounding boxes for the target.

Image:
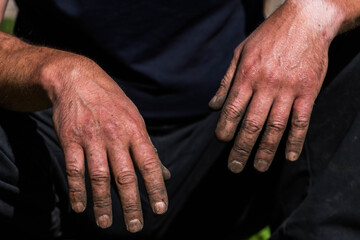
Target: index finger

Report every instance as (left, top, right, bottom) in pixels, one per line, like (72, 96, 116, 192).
(215, 81, 253, 142)
(130, 138, 168, 215)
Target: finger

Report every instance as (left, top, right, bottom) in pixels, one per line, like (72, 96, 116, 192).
(209, 44, 244, 110)
(85, 144, 112, 229)
(64, 143, 87, 213)
(131, 139, 168, 215)
(254, 96, 293, 172)
(228, 92, 273, 173)
(161, 163, 171, 181)
(108, 147, 143, 233)
(285, 97, 313, 161)
(214, 81, 253, 142)
(154, 146, 171, 180)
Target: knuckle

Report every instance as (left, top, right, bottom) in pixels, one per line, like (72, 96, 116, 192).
(147, 183, 166, 197)
(69, 187, 84, 195)
(287, 137, 303, 148)
(90, 170, 110, 184)
(60, 125, 82, 144)
(242, 119, 261, 135)
(141, 158, 160, 173)
(267, 121, 287, 133)
(223, 102, 244, 122)
(258, 142, 277, 155)
(232, 143, 252, 158)
(83, 121, 101, 140)
(93, 196, 112, 209)
(116, 170, 137, 186)
(292, 116, 310, 130)
(102, 120, 121, 140)
(240, 59, 258, 80)
(66, 165, 84, 179)
(122, 203, 142, 214)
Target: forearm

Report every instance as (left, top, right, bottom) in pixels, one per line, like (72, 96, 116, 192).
(0, 31, 53, 111)
(0, 31, 88, 112)
(336, 0, 360, 33)
(287, 0, 360, 37)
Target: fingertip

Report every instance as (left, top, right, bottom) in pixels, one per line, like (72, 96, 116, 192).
(286, 151, 299, 161)
(254, 159, 270, 172)
(228, 161, 244, 173)
(127, 219, 143, 233)
(215, 126, 235, 142)
(208, 94, 226, 111)
(96, 214, 112, 229)
(153, 201, 168, 215)
(72, 201, 86, 213)
(161, 163, 171, 180)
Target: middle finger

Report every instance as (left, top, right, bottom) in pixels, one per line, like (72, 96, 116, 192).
(85, 144, 112, 229)
(228, 92, 273, 173)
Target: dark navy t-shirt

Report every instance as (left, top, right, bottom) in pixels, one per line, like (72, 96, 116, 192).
(14, 0, 263, 119)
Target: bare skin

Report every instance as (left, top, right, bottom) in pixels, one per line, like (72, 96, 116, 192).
(209, 0, 360, 173)
(0, 0, 359, 234)
(0, 1, 169, 232)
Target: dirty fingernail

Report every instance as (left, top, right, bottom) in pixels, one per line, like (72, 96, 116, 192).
(161, 165, 171, 181)
(127, 219, 143, 233)
(286, 152, 298, 161)
(210, 96, 218, 105)
(97, 214, 112, 228)
(254, 159, 269, 172)
(72, 202, 86, 213)
(228, 161, 244, 173)
(154, 201, 167, 214)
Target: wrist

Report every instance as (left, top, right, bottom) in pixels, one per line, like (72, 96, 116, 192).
(286, 0, 360, 38)
(284, 0, 345, 42)
(38, 49, 90, 105)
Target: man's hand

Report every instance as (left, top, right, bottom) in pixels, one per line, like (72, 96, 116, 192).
(209, 0, 349, 173)
(42, 54, 169, 232)
(0, 29, 170, 231)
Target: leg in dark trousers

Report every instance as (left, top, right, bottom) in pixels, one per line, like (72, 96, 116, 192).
(269, 28, 360, 239)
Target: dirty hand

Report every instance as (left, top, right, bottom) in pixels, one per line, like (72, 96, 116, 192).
(43, 53, 170, 232)
(209, 0, 343, 172)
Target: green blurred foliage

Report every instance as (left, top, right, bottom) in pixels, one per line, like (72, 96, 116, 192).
(248, 226, 271, 240)
(0, 18, 15, 34)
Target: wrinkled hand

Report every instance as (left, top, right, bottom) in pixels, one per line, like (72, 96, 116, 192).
(209, 1, 336, 173)
(44, 54, 169, 232)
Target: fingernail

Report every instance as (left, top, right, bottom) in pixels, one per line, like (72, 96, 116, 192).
(254, 160, 269, 172)
(96, 214, 112, 228)
(228, 161, 244, 173)
(154, 201, 167, 214)
(161, 165, 171, 181)
(127, 219, 143, 233)
(72, 202, 86, 213)
(210, 96, 218, 105)
(286, 152, 298, 161)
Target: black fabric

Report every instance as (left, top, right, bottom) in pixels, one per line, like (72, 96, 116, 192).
(1, 44, 360, 238)
(13, 0, 262, 119)
(270, 50, 360, 240)
(0, 108, 282, 240)
(1, 50, 360, 238)
(1, 1, 360, 239)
